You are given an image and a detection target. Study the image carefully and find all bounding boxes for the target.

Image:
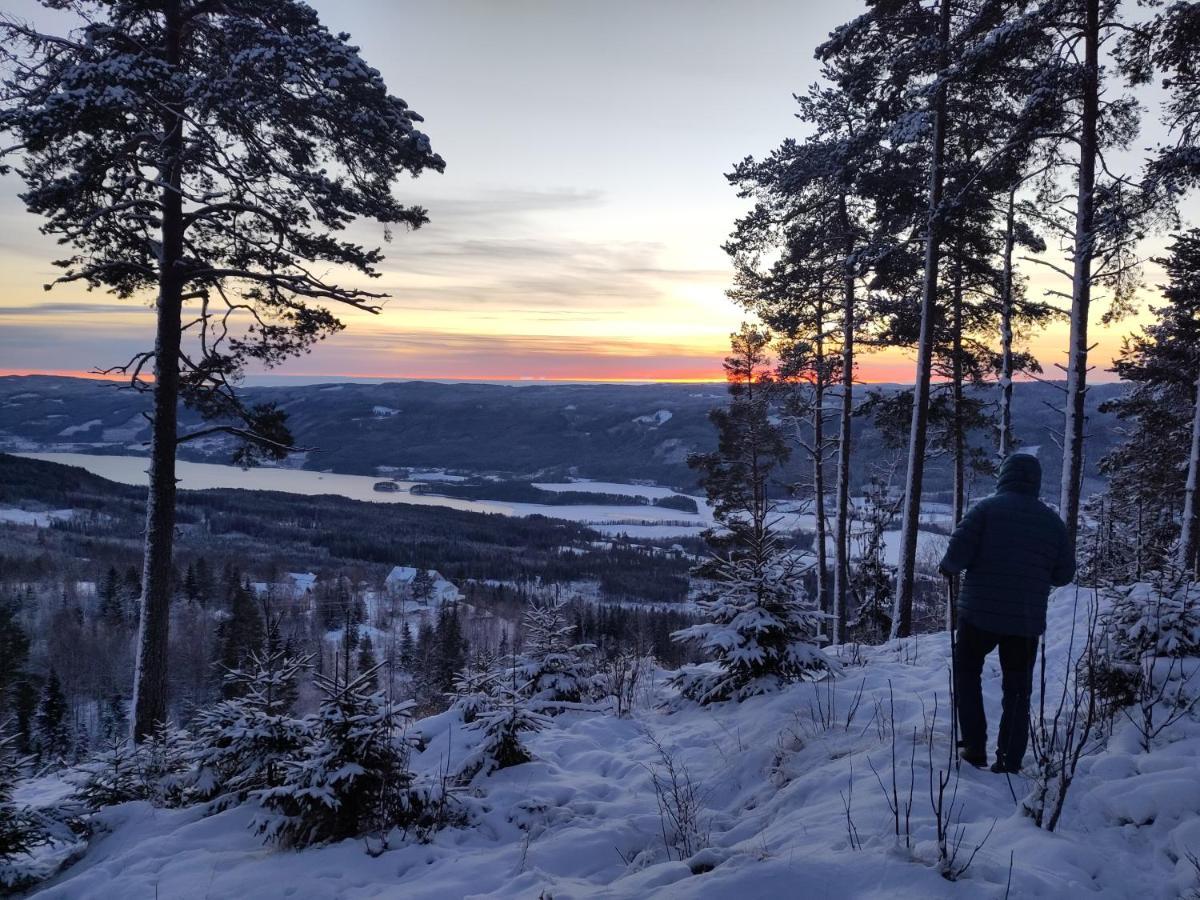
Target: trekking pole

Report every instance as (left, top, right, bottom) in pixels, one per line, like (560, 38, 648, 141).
(948, 574, 960, 763)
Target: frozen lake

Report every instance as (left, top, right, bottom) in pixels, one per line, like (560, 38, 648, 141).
(16, 453, 954, 551)
(17, 452, 715, 536)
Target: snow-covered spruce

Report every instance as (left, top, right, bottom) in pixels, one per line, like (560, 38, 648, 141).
(69, 738, 143, 812)
(1105, 579, 1200, 663)
(69, 722, 191, 812)
(674, 326, 832, 704)
(135, 721, 192, 809)
(457, 677, 550, 783)
(0, 732, 44, 891)
(254, 667, 421, 849)
(517, 596, 599, 713)
(449, 650, 501, 725)
(191, 636, 310, 807)
(672, 533, 832, 704)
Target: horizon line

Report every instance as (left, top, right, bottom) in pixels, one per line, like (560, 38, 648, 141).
(0, 368, 1128, 387)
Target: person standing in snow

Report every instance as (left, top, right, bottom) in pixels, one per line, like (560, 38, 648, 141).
(938, 453, 1076, 773)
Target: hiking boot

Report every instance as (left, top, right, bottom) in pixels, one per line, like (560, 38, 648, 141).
(990, 756, 1021, 775)
(958, 746, 987, 769)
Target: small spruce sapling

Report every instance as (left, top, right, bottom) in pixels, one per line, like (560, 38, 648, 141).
(672, 325, 832, 703)
(192, 627, 310, 807)
(518, 596, 598, 713)
(255, 667, 416, 848)
(457, 672, 549, 783)
(0, 732, 44, 890)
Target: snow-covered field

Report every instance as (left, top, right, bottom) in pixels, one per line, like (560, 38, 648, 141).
(0, 507, 74, 527)
(23, 587, 1200, 899)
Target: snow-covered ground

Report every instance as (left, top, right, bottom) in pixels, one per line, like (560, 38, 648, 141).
(0, 507, 75, 527)
(23, 586, 1200, 899)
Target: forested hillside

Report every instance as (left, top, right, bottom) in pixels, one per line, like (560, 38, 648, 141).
(0, 375, 1123, 495)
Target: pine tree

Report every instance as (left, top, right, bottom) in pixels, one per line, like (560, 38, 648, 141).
(356, 636, 379, 690)
(672, 326, 831, 703)
(100, 693, 128, 744)
(398, 622, 416, 673)
(216, 582, 264, 697)
(137, 720, 192, 808)
(0, 595, 29, 716)
(724, 73, 881, 644)
(1097, 230, 1200, 576)
(0, 0, 443, 741)
(1031, 0, 1149, 551)
(192, 632, 309, 806)
(97, 566, 124, 626)
(255, 669, 416, 848)
(432, 603, 467, 694)
(35, 671, 70, 764)
(820, 0, 1070, 636)
(412, 569, 434, 605)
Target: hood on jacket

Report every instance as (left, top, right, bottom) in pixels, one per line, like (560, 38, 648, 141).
(997, 452, 1041, 496)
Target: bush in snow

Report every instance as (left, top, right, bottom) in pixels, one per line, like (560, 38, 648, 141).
(255, 667, 419, 848)
(1105, 578, 1200, 662)
(457, 675, 550, 782)
(70, 721, 193, 812)
(136, 721, 193, 809)
(449, 650, 500, 725)
(596, 646, 652, 718)
(1091, 578, 1200, 713)
(69, 737, 143, 811)
(0, 732, 44, 892)
(517, 596, 598, 713)
(192, 633, 309, 807)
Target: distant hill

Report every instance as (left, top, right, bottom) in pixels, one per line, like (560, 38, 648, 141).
(0, 375, 1126, 497)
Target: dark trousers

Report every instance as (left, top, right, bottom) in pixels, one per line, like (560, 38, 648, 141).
(954, 619, 1040, 768)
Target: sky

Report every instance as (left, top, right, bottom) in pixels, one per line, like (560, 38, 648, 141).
(0, 0, 1194, 385)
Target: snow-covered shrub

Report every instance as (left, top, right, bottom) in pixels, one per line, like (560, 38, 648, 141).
(69, 737, 143, 811)
(457, 679, 550, 782)
(1105, 579, 1200, 662)
(1025, 591, 1103, 832)
(645, 734, 710, 862)
(517, 596, 598, 713)
(137, 722, 192, 809)
(381, 780, 468, 846)
(1092, 579, 1200, 713)
(0, 732, 44, 892)
(449, 650, 500, 725)
(192, 640, 309, 807)
(597, 648, 651, 718)
(671, 534, 832, 704)
(255, 668, 417, 848)
(70, 722, 193, 812)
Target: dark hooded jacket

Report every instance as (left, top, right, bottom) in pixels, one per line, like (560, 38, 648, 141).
(938, 454, 1076, 636)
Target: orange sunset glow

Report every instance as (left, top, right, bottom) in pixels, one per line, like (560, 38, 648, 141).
(0, 0, 1187, 386)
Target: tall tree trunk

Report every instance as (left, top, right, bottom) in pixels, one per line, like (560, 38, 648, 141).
(813, 313, 829, 618)
(950, 253, 965, 633)
(131, 0, 184, 742)
(892, 0, 951, 640)
(833, 195, 855, 645)
(999, 189, 1016, 458)
(1179, 356, 1200, 575)
(1059, 0, 1100, 553)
